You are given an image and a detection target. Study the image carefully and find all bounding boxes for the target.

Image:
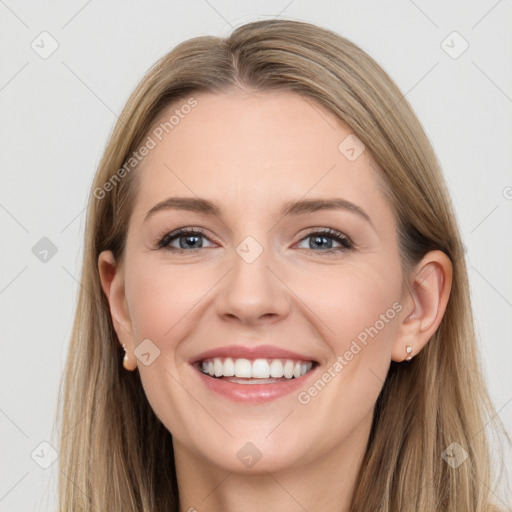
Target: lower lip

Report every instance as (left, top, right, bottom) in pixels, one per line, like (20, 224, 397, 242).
(193, 366, 318, 403)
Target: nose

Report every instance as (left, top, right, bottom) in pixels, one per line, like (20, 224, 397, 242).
(215, 242, 291, 327)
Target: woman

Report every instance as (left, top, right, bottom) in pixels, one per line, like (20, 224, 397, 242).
(56, 19, 509, 511)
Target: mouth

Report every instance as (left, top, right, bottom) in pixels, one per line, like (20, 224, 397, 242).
(189, 344, 320, 405)
(195, 357, 317, 384)
(189, 345, 320, 403)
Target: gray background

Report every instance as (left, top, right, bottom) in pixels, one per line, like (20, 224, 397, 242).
(1, 1, 511, 510)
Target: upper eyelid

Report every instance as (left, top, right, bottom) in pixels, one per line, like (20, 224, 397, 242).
(158, 227, 354, 249)
(157, 227, 213, 246)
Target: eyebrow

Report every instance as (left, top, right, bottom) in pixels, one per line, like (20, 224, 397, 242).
(144, 196, 373, 226)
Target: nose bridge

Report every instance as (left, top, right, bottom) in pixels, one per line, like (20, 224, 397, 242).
(215, 231, 290, 325)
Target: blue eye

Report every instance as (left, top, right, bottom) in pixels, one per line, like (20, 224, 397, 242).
(296, 229, 353, 253)
(157, 228, 213, 253)
(156, 227, 354, 255)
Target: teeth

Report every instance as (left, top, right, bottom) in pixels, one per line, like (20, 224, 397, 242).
(200, 357, 314, 380)
(214, 358, 223, 377)
(252, 359, 270, 378)
(284, 360, 295, 379)
(234, 358, 252, 378)
(270, 359, 283, 378)
(223, 357, 235, 377)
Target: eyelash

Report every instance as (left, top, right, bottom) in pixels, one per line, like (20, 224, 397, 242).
(155, 227, 354, 255)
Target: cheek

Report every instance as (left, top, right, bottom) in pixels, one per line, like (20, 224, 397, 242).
(123, 262, 209, 437)
(125, 261, 208, 342)
(328, 279, 400, 354)
(291, 267, 402, 430)
(292, 262, 403, 421)
(295, 261, 402, 353)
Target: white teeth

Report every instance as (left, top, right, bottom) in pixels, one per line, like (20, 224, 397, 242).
(223, 357, 235, 377)
(252, 359, 270, 378)
(201, 357, 314, 379)
(234, 358, 252, 378)
(214, 358, 223, 377)
(269, 359, 284, 378)
(284, 360, 295, 379)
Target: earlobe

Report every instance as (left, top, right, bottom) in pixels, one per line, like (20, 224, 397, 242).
(392, 250, 452, 362)
(98, 250, 134, 352)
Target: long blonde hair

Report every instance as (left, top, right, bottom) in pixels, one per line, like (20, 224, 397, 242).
(55, 19, 509, 511)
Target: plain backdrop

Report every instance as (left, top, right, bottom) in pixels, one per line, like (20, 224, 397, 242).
(1, 1, 511, 510)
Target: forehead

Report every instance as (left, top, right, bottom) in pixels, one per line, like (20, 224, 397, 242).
(130, 90, 390, 224)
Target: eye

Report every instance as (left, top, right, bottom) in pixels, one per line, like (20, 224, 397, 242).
(155, 227, 354, 255)
(156, 228, 215, 253)
(296, 228, 354, 254)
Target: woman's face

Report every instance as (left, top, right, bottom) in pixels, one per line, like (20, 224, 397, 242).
(104, 90, 410, 474)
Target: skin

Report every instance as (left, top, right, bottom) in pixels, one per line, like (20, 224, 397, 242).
(98, 90, 452, 512)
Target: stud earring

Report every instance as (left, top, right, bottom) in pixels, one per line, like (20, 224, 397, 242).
(122, 344, 134, 371)
(405, 345, 413, 361)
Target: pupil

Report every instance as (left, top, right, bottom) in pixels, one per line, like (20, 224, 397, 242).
(312, 235, 331, 250)
(181, 235, 201, 249)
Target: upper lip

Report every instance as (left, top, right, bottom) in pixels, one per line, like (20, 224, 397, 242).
(190, 344, 317, 364)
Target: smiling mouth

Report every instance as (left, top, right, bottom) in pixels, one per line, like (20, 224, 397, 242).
(196, 357, 316, 383)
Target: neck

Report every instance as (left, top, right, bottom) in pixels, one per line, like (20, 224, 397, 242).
(173, 413, 372, 512)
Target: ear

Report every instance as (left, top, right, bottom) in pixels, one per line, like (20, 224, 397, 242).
(391, 250, 453, 362)
(98, 250, 137, 370)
